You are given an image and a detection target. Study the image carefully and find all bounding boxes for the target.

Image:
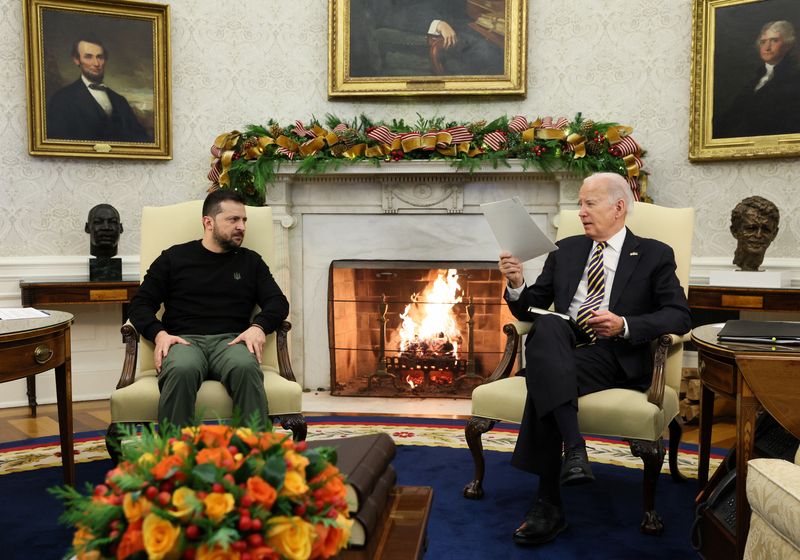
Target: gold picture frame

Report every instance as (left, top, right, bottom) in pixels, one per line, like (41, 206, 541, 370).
(23, 0, 171, 159)
(328, 0, 527, 97)
(689, 0, 800, 161)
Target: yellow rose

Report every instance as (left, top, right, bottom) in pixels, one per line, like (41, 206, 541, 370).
(170, 440, 191, 459)
(137, 452, 157, 468)
(196, 543, 242, 560)
(267, 515, 314, 560)
(280, 470, 309, 498)
(284, 450, 310, 474)
(203, 492, 235, 522)
(171, 486, 199, 520)
(142, 513, 181, 560)
(123, 493, 151, 522)
(334, 512, 353, 548)
(73, 526, 100, 560)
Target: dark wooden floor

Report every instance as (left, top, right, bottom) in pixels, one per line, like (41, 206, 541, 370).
(0, 399, 737, 448)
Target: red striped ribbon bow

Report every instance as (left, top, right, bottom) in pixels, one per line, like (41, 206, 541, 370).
(292, 121, 315, 138)
(366, 126, 396, 145)
(508, 115, 529, 133)
(608, 136, 640, 157)
(445, 125, 474, 143)
(483, 131, 507, 151)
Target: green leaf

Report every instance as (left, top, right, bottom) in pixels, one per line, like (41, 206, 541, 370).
(192, 463, 219, 484)
(262, 454, 287, 489)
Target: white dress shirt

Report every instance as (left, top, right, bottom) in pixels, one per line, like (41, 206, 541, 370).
(754, 63, 775, 92)
(82, 75, 113, 116)
(507, 227, 630, 338)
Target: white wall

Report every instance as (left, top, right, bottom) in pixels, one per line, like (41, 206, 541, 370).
(2, 1, 800, 405)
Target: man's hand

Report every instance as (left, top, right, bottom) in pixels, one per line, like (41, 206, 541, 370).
(436, 21, 458, 48)
(229, 325, 266, 364)
(154, 331, 190, 373)
(586, 310, 625, 338)
(498, 251, 525, 289)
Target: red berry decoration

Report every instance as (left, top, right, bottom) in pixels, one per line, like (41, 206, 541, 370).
(157, 491, 171, 506)
(250, 517, 262, 531)
(247, 533, 264, 547)
(238, 516, 253, 532)
(212, 483, 225, 494)
(145, 486, 159, 500)
(185, 525, 200, 540)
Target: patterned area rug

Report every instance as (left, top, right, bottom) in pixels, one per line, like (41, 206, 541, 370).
(0, 416, 722, 477)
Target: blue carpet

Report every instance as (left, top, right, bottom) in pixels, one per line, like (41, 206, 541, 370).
(0, 421, 702, 559)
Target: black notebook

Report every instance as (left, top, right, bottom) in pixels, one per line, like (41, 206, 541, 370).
(717, 320, 800, 345)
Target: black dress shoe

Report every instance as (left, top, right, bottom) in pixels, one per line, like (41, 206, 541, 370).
(560, 444, 595, 486)
(513, 499, 567, 545)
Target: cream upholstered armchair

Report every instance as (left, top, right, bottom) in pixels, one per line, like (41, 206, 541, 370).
(463, 202, 693, 535)
(744, 448, 800, 559)
(106, 200, 305, 462)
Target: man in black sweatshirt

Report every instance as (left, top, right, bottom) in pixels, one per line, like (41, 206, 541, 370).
(128, 189, 289, 428)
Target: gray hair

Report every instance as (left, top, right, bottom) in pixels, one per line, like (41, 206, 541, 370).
(757, 20, 796, 50)
(583, 172, 635, 215)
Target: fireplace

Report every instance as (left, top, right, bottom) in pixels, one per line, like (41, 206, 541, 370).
(328, 260, 514, 397)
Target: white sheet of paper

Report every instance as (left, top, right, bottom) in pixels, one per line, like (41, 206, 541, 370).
(480, 197, 558, 262)
(0, 307, 50, 320)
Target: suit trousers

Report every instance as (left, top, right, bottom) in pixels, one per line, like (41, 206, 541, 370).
(157, 333, 269, 428)
(510, 314, 627, 475)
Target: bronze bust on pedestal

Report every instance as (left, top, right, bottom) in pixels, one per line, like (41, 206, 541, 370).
(86, 204, 123, 280)
(730, 196, 779, 272)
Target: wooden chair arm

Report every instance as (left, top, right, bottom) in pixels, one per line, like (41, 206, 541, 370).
(117, 321, 140, 389)
(483, 321, 533, 383)
(646, 332, 688, 408)
(275, 320, 296, 382)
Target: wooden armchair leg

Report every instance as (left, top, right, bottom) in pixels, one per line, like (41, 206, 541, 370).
(667, 417, 687, 483)
(629, 438, 666, 536)
(278, 414, 307, 442)
(463, 416, 497, 500)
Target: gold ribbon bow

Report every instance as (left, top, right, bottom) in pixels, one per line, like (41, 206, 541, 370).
(566, 132, 587, 159)
(211, 131, 241, 186)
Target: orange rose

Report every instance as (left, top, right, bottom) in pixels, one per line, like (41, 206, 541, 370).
(310, 465, 346, 503)
(196, 543, 241, 560)
(250, 546, 279, 560)
(73, 526, 100, 560)
(198, 425, 232, 448)
(234, 427, 259, 448)
(123, 493, 151, 522)
(117, 522, 145, 559)
(203, 492, 235, 522)
(151, 454, 184, 480)
(267, 516, 313, 560)
(310, 518, 351, 560)
(195, 447, 234, 468)
(280, 470, 309, 498)
(257, 432, 283, 451)
(170, 440, 191, 459)
(142, 513, 181, 560)
(246, 476, 277, 509)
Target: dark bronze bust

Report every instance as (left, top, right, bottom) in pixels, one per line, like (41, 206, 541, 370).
(85, 204, 123, 280)
(85, 204, 123, 258)
(730, 196, 779, 271)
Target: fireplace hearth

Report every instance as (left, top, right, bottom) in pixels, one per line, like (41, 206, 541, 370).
(328, 260, 514, 398)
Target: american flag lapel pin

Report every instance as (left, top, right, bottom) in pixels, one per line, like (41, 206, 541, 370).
(629, 251, 639, 256)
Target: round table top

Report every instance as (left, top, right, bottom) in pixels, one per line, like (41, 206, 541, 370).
(0, 310, 73, 337)
(692, 322, 800, 355)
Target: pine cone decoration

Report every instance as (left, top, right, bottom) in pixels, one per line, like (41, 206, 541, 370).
(330, 144, 347, 157)
(468, 120, 487, 133)
(586, 141, 604, 156)
(341, 128, 359, 148)
(268, 124, 284, 138)
(580, 120, 595, 134)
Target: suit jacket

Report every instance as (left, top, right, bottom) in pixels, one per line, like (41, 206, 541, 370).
(506, 228, 691, 384)
(46, 79, 151, 142)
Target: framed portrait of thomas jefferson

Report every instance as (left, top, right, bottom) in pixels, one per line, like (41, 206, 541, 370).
(328, 0, 527, 97)
(23, 0, 171, 159)
(689, 0, 800, 161)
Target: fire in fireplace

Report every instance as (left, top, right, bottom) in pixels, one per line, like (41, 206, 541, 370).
(328, 260, 515, 397)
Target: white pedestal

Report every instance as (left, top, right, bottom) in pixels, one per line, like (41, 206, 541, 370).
(708, 269, 791, 288)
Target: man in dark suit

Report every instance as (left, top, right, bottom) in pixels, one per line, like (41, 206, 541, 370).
(365, 0, 503, 76)
(498, 172, 692, 546)
(46, 37, 151, 142)
(714, 20, 800, 138)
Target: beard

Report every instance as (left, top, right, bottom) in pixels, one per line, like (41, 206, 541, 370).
(213, 228, 243, 252)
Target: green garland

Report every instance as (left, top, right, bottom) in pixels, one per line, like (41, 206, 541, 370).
(207, 113, 647, 206)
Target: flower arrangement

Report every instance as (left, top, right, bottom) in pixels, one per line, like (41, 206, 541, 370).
(50, 424, 352, 560)
(207, 113, 648, 206)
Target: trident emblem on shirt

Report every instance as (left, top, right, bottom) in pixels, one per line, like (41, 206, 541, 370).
(233, 272, 241, 280)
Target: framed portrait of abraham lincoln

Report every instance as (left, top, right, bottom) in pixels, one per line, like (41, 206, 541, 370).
(328, 0, 527, 97)
(23, 0, 171, 159)
(690, 0, 800, 161)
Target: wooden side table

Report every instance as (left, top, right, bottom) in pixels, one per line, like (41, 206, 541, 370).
(0, 310, 75, 485)
(691, 323, 800, 560)
(18, 279, 139, 416)
(688, 285, 800, 312)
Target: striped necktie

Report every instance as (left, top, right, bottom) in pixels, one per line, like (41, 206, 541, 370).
(576, 241, 607, 342)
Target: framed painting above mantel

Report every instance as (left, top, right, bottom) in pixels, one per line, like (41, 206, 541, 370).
(328, 0, 527, 97)
(689, 0, 800, 161)
(23, 0, 171, 159)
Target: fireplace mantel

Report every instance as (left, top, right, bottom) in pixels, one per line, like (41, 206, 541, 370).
(263, 163, 583, 390)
